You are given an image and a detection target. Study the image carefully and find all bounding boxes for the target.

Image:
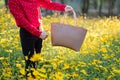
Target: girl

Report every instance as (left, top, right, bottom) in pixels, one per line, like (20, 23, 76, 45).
(8, 0, 74, 78)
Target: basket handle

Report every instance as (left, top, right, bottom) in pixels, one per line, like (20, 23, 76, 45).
(62, 10, 77, 26)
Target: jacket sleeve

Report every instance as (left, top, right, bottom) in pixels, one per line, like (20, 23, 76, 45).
(38, 0, 66, 11)
(8, 0, 41, 37)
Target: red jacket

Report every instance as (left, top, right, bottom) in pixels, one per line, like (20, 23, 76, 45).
(8, 0, 66, 37)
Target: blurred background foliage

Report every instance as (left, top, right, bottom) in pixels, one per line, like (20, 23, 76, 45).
(1, 0, 120, 17)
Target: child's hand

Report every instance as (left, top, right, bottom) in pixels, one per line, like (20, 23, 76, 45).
(40, 31, 48, 40)
(65, 5, 74, 12)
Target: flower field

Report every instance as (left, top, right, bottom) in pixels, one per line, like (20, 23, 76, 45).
(0, 8, 120, 80)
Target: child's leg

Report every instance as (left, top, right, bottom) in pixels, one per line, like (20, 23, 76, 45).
(20, 28, 38, 78)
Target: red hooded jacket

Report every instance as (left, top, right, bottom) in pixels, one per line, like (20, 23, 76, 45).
(8, 0, 66, 37)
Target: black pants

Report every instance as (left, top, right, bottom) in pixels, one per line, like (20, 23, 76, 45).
(20, 28, 42, 77)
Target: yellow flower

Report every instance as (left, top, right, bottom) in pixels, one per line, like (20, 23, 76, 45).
(53, 71, 64, 80)
(25, 56, 28, 60)
(4, 72, 11, 78)
(2, 61, 8, 66)
(39, 73, 47, 79)
(0, 57, 4, 60)
(53, 76, 63, 80)
(102, 54, 111, 59)
(63, 63, 70, 69)
(80, 70, 88, 76)
(30, 53, 43, 62)
(5, 49, 13, 53)
(92, 59, 102, 65)
(78, 62, 86, 67)
(27, 77, 35, 80)
(6, 67, 11, 72)
(20, 68, 25, 75)
(52, 62, 57, 70)
(107, 75, 114, 80)
(70, 73, 79, 77)
(38, 68, 46, 73)
(101, 47, 107, 53)
(113, 69, 120, 75)
(16, 63, 22, 68)
(33, 70, 39, 76)
(94, 78, 99, 80)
